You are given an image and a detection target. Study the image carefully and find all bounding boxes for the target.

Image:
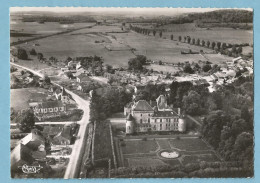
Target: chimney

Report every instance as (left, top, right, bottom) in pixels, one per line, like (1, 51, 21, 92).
(178, 108, 181, 116)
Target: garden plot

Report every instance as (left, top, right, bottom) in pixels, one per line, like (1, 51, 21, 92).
(116, 137, 221, 168)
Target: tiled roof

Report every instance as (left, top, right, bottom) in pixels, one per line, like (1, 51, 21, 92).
(37, 101, 64, 108)
(77, 73, 91, 81)
(133, 100, 154, 111)
(152, 111, 179, 117)
(21, 130, 45, 146)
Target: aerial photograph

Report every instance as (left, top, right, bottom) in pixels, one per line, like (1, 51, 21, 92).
(10, 7, 253, 178)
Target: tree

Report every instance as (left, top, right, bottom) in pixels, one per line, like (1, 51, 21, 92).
(217, 42, 221, 50)
(66, 56, 72, 62)
(15, 109, 35, 132)
(29, 48, 37, 55)
(222, 43, 227, 50)
(192, 38, 195, 45)
(232, 45, 237, 54)
(178, 36, 182, 42)
(184, 36, 187, 42)
(153, 30, 156, 36)
(183, 64, 194, 74)
(17, 48, 28, 60)
(196, 39, 200, 46)
(159, 60, 163, 65)
(212, 42, 216, 50)
(37, 53, 43, 61)
(202, 64, 212, 72)
(237, 46, 243, 54)
(159, 31, 162, 38)
(232, 132, 253, 161)
(170, 35, 173, 40)
(182, 90, 202, 115)
(43, 75, 51, 84)
(128, 55, 147, 71)
(187, 37, 191, 44)
(202, 40, 205, 47)
(241, 105, 251, 122)
(206, 41, 210, 48)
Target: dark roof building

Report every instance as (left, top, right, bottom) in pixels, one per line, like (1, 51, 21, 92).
(133, 100, 154, 111)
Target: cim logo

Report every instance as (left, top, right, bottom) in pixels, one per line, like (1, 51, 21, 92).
(18, 164, 43, 174)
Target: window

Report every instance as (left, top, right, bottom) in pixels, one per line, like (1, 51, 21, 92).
(160, 124, 162, 130)
(140, 119, 142, 123)
(141, 114, 142, 117)
(148, 118, 150, 123)
(148, 114, 150, 116)
(155, 119, 157, 123)
(160, 119, 162, 122)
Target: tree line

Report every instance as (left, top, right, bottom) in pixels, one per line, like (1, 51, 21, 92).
(130, 25, 248, 58)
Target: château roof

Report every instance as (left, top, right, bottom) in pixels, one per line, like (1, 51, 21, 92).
(133, 100, 154, 111)
(152, 111, 179, 117)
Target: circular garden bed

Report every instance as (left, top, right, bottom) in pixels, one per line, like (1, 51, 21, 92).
(159, 150, 180, 159)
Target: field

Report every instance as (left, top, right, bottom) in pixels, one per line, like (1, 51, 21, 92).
(10, 87, 48, 112)
(10, 15, 95, 44)
(140, 23, 253, 45)
(116, 137, 221, 168)
(11, 20, 246, 69)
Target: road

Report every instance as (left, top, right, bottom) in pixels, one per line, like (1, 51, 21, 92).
(11, 62, 90, 178)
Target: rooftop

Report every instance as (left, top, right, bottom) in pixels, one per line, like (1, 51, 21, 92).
(133, 100, 154, 111)
(37, 101, 65, 108)
(152, 110, 179, 117)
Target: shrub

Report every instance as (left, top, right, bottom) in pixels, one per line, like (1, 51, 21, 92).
(176, 136, 180, 140)
(29, 48, 37, 55)
(121, 142, 126, 146)
(142, 137, 147, 141)
(17, 48, 28, 60)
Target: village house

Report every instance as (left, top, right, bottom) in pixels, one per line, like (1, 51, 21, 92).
(76, 73, 91, 83)
(11, 130, 49, 172)
(52, 124, 74, 145)
(54, 87, 70, 103)
(74, 67, 88, 77)
(124, 95, 186, 134)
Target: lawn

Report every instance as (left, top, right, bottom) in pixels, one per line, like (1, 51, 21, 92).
(121, 140, 158, 154)
(145, 64, 181, 74)
(127, 158, 167, 167)
(94, 121, 114, 161)
(10, 87, 48, 112)
(182, 153, 219, 165)
(169, 138, 210, 151)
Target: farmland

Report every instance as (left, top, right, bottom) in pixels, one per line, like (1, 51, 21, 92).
(10, 18, 249, 69)
(115, 136, 221, 168)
